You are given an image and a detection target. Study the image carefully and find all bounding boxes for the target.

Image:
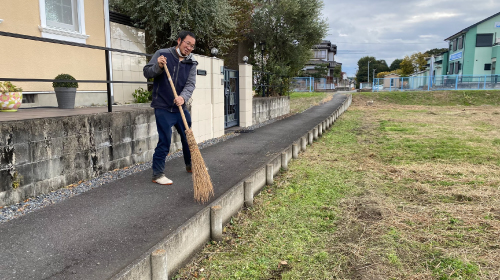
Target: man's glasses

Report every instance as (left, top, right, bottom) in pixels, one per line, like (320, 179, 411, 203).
(182, 40, 196, 50)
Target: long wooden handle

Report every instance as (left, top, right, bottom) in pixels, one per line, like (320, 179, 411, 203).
(164, 65, 190, 129)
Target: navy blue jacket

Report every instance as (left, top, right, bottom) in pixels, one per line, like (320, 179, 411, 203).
(143, 47, 198, 112)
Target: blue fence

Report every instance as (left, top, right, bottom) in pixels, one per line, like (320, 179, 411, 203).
(292, 77, 314, 92)
(373, 75, 500, 92)
(314, 78, 335, 90)
(291, 77, 337, 92)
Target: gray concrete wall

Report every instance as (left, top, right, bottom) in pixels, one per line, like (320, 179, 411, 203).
(252, 96, 290, 125)
(0, 108, 167, 207)
(1, 95, 295, 207)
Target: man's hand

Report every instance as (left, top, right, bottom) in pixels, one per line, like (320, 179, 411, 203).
(174, 96, 185, 106)
(158, 55, 166, 69)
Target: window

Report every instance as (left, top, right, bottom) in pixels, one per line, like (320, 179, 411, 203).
(454, 62, 459, 74)
(449, 41, 453, 51)
(314, 50, 326, 59)
(449, 62, 454, 74)
(485, 63, 492, 70)
(492, 61, 496, 74)
(476, 33, 493, 47)
(453, 38, 458, 51)
(38, 0, 89, 43)
(458, 36, 463, 49)
(45, 0, 78, 31)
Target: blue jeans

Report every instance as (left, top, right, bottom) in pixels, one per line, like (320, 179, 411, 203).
(152, 108, 192, 177)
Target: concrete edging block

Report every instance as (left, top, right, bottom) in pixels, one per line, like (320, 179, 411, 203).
(252, 166, 267, 195)
(211, 182, 245, 226)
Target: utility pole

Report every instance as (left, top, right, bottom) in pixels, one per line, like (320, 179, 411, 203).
(373, 68, 376, 85)
(367, 61, 370, 84)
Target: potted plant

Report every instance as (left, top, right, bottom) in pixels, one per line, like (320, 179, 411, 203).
(0, 81, 23, 112)
(53, 73, 78, 109)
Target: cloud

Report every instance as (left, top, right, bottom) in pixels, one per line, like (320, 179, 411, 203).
(407, 12, 460, 23)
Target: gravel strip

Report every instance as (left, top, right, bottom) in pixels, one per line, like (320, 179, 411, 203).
(0, 117, 283, 224)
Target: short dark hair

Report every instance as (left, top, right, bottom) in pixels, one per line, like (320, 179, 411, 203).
(178, 31, 196, 41)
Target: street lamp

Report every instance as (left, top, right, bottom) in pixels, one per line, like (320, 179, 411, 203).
(211, 47, 218, 57)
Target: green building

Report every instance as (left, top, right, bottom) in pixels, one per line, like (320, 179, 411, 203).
(444, 11, 500, 76)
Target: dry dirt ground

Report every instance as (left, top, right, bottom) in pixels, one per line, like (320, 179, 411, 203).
(330, 94, 500, 279)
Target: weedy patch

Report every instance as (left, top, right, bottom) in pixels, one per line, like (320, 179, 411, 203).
(175, 91, 500, 279)
(288, 91, 334, 114)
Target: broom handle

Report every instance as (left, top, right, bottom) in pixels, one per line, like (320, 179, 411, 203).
(164, 65, 190, 129)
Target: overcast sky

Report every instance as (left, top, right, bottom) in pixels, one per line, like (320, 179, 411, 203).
(321, 0, 500, 77)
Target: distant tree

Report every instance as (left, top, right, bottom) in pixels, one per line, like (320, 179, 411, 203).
(389, 59, 403, 71)
(249, 0, 328, 95)
(333, 65, 342, 80)
(411, 52, 428, 72)
(307, 63, 328, 79)
(400, 55, 414, 76)
(424, 48, 448, 56)
(355, 57, 389, 85)
(377, 69, 403, 78)
(375, 60, 390, 73)
(355, 56, 377, 85)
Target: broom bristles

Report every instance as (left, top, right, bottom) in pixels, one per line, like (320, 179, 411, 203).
(185, 129, 214, 203)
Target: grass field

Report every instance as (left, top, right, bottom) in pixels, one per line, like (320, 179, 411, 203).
(288, 91, 333, 114)
(175, 90, 500, 279)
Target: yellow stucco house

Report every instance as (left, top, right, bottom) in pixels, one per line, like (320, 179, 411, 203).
(0, 0, 146, 107)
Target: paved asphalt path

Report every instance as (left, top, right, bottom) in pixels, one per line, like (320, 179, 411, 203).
(0, 94, 349, 280)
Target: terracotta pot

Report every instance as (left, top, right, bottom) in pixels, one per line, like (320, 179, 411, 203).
(0, 91, 23, 112)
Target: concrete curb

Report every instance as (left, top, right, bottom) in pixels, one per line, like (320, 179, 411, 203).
(111, 94, 352, 280)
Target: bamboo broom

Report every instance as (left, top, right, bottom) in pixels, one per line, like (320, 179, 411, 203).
(164, 65, 214, 203)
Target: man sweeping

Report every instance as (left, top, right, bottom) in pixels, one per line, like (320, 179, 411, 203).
(143, 31, 198, 185)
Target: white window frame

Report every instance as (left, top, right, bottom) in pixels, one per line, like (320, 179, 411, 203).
(314, 50, 326, 59)
(38, 0, 89, 44)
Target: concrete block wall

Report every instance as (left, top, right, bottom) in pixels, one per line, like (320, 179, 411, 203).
(110, 22, 148, 105)
(252, 96, 290, 125)
(0, 108, 159, 207)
